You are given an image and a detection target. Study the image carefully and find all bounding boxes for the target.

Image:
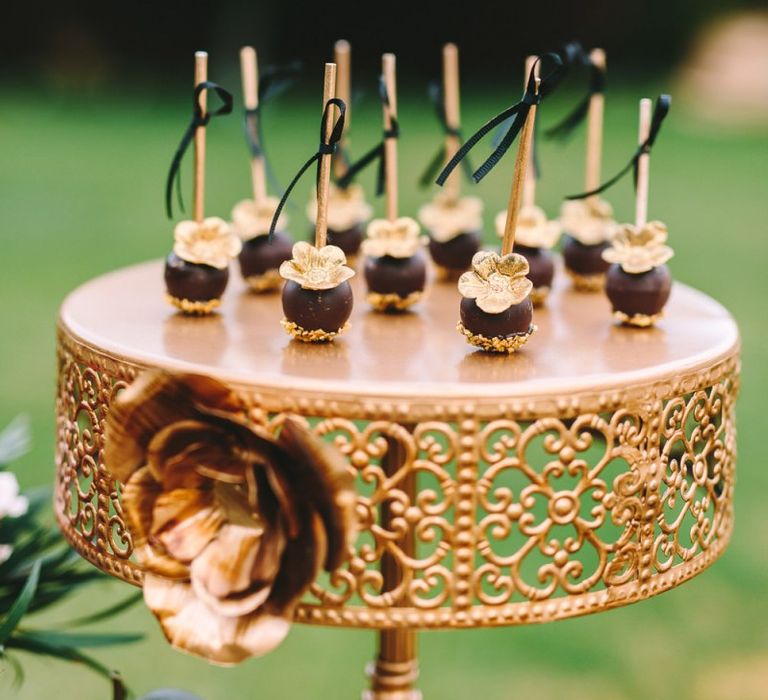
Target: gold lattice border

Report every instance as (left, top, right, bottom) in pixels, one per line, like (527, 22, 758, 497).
(54, 321, 739, 629)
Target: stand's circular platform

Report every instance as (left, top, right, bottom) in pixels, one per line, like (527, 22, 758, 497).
(55, 259, 739, 630)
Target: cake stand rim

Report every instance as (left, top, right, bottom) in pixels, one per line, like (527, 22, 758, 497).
(58, 259, 741, 405)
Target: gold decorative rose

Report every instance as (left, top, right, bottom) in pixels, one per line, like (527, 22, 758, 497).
(458, 250, 533, 313)
(495, 205, 561, 249)
(362, 217, 423, 259)
(279, 241, 355, 291)
(173, 217, 242, 269)
(307, 184, 373, 232)
(418, 193, 483, 243)
(103, 371, 357, 665)
(231, 197, 287, 241)
(602, 220, 675, 274)
(559, 197, 617, 246)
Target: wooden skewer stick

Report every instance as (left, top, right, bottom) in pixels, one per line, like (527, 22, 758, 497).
(314, 62, 337, 249)
(522, 55, 539, 210)
(240, 46, 268, 206)
(382, 53, 398, 222)
(442, 43, 461, 203)
(585, 48, 606, 203)
(635, 97, 652, 228)
(333, 40, 351, 180)
(501, 77, 540, 256)
(193, 51, 208, 224)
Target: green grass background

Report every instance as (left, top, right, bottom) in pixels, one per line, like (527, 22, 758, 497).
(1, 81, 767, 699)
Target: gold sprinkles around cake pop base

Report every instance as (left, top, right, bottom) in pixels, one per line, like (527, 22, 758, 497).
(613, 310, 664, 328)
(529, 286, 551, 307)
(457, 322, 537, 354)
(165, 295, 221, 315)
(566, 269, 605, 292)
(367, 291, 423, 312)
(281, 319, 351, 343)
(245, 269, 284, 293)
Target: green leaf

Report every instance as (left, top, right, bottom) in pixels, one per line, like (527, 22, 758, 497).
(66, 591, 143, 627)
(5, 633, 113, 679)
(19, 630, 144, 648)
(0, 560, 41, 645)
(0, 651, 25, 689)
(0, 416, 30, 465)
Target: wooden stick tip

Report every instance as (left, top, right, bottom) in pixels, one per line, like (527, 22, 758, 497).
(590, 48, 606, 68)
(195, 50, 208, 60)
(240, 46, 255, 59)
(335, 39, 350, 53)
(443, 42, 458, 56)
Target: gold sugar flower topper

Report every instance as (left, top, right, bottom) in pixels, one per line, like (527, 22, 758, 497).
(231, 196, 287, 241)
(362, 217, 423, 259)
(103, 371, 357, 665)
(495, 205, 561, 249)
(173, 217, 242, 269)
(307, 183, 373, 232)
(458, 250, 533, 314)
(279, 241, 355, 290)
(559, 197, 617, 246)
(602, 220, 675, 274)
(418, 194, 483, 243)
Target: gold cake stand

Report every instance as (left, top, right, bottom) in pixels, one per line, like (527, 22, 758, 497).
(55, 260, 739, 698)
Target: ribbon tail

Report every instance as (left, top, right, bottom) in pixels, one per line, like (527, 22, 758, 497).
(471, 106, 528, 183)
(419, 146, 447, 189)
(337, 142, 384, 190)
(566, 155, 637, 200)
(165, 125, 195, 219)
(544, 93, 590, 140)
(269, 153, 319, 240)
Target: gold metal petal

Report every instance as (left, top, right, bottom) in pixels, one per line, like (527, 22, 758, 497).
(507, 275, 534, 304)
(471, 250, 500, 280)
(152, 489, 224, 562)
(134, 543, 189, 579)
(457, 271, 487, 300)
(143, 574, 292, 665)
(121, 466, 160, 546)
(496, 252, 530, 279)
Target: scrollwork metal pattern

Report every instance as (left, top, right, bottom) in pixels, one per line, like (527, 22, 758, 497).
(54, 325, 738, 629)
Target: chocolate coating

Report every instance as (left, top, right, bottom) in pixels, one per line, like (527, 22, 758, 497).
(460, 296, 533, 339)
(165, 252, 228, 302)
(516, 244, 555, 290)
(364, 253, 427, 297)
(605, 264, 672, 317)
(427, 231, 481, 272)
(282, 280, 354, 333)
(238, 231, 293, 278)
(562, 235, 610, 276)
(327, 224, 365, 257)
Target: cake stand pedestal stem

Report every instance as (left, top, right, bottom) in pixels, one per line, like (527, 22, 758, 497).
(364, 430, 421, 700)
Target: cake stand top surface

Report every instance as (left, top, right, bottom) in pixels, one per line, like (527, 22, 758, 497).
(59, 259, 738, 403)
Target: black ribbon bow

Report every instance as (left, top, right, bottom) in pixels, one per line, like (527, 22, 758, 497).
(165, 80, 233, 219)
(268, 98, 347, 240)
(566, 94, 671, 200)
(418, 81, 474, 188)
(336, 77, 399, 194)
(544, 42, 606, 140)
(436, 52, 566, 186)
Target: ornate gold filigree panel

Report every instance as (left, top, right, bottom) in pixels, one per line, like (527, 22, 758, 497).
(54, 325, 739, 629)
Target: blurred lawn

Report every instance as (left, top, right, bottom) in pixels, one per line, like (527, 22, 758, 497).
(1, 83, 767, 699)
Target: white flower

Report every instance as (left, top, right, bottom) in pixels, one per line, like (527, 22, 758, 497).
(559, 197, 617, 245)
(418, 194, 483, 243)
(495, 205, 561, 249)
(173, 217, 242, 269)
(307, 184, 373, 231)
(0, 471, 28, 519)
(231, 197, 287, 241)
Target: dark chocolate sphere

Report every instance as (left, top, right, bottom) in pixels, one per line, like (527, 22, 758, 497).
(238, 231, 293, 279)
(282, 280, 354, 333)
(364, 253, 427, 297)
(327, 224, 365, 257)
(605, 264, 672, 318)
(427, 231, 481, 272)
(516, 244, 555, 290)
(164, 252, 229, 302)
(562, 235, 610, 276)
(460, 296, 533, 339)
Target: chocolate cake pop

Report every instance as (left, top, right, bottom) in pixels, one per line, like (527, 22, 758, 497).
(164, 52, 240, 314)
(419, 44, 482, 280)
(364, 54, 427, 312)
(278, 63, 355, 341)
(231, 47, 293, 293)
(603, 98, 674, 327)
